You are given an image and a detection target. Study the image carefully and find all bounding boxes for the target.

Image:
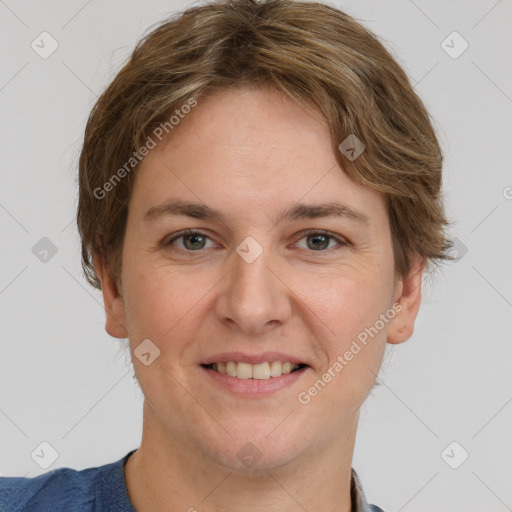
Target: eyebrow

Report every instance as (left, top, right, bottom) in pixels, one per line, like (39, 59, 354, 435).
(142, 199, 370, 225)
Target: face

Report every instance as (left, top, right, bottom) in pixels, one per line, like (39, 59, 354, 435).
(97, 86, 423, 472)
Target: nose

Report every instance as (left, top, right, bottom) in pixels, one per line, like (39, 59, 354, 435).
(215, 244, 292, 336)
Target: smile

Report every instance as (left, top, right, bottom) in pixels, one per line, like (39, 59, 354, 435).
(202, 361, 307, 380)
(199, 351, 310, 395)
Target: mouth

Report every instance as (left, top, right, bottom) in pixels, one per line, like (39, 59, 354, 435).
(199, 355, 310, 396)
(201, 361, 308, 380)
(199, 351, 314, 398)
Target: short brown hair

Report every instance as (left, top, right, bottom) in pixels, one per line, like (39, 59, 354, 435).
(77, 0, 452, 291)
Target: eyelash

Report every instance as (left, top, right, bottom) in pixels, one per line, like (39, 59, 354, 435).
(164, 229, 348, 254)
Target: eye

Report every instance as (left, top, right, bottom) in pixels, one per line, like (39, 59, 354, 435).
(294, 230, 347, 252)
(165, 230, 217, 251)
(164, 229, 348, 253)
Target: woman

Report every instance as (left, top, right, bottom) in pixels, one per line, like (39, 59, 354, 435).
(0, 0, 451, 510)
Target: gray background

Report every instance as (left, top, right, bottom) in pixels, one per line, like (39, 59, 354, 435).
(0, 0, 511, 510)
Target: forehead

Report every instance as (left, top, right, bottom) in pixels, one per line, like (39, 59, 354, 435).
(130, 86, 386, 225)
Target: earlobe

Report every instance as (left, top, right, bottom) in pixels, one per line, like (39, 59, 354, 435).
(93, 252, 129, 339)
(387, 256, 425, 345)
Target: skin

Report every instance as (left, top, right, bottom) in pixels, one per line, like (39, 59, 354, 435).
(94, 85, 424, 512)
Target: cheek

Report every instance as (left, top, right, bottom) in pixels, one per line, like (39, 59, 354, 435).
(292, 261, 393, 393)
(300, 263, 393, 337)
(122, 266, 203, 395)
(295, 278, 390, 419)
(122, 260, 228, 367)
(122, 263, 193, 343)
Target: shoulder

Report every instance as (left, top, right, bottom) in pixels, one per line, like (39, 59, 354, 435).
(0, 450, 136, 512)
(0, 466, 95, 512)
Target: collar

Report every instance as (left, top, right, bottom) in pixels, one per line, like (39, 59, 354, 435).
(351, 468, 384, 512)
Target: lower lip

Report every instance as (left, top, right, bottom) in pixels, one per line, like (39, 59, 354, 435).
(201, 365, 308, 396)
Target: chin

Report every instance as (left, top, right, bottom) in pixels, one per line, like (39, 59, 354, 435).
(210, 443, 303, 474)
(203, 424, 311, 474)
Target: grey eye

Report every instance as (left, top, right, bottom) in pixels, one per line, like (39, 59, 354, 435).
(167, 232, 216, 251)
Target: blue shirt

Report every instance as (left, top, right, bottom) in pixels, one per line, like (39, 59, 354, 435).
(0, 449, 384, 511)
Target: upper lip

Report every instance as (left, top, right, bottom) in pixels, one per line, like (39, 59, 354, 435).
(200, 351, 309, 366)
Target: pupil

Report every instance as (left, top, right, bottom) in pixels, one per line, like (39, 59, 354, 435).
(184, 234, 205, 250)
(308, 234, 328, 250)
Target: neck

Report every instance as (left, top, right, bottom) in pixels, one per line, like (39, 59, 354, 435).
(124, 400, 357, 512)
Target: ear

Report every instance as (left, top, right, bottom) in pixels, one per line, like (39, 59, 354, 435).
(387, 255, 425, 345)
(93, 252, 129, 339)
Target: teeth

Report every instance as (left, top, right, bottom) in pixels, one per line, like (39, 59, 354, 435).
(236, 362, 253, 379)
(269, 361, 282, 377)
(208, 361, 302, 380)
(282, 362, 292, 374)
(253, 362, 270, 380)
(226, 361, 237, 377)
